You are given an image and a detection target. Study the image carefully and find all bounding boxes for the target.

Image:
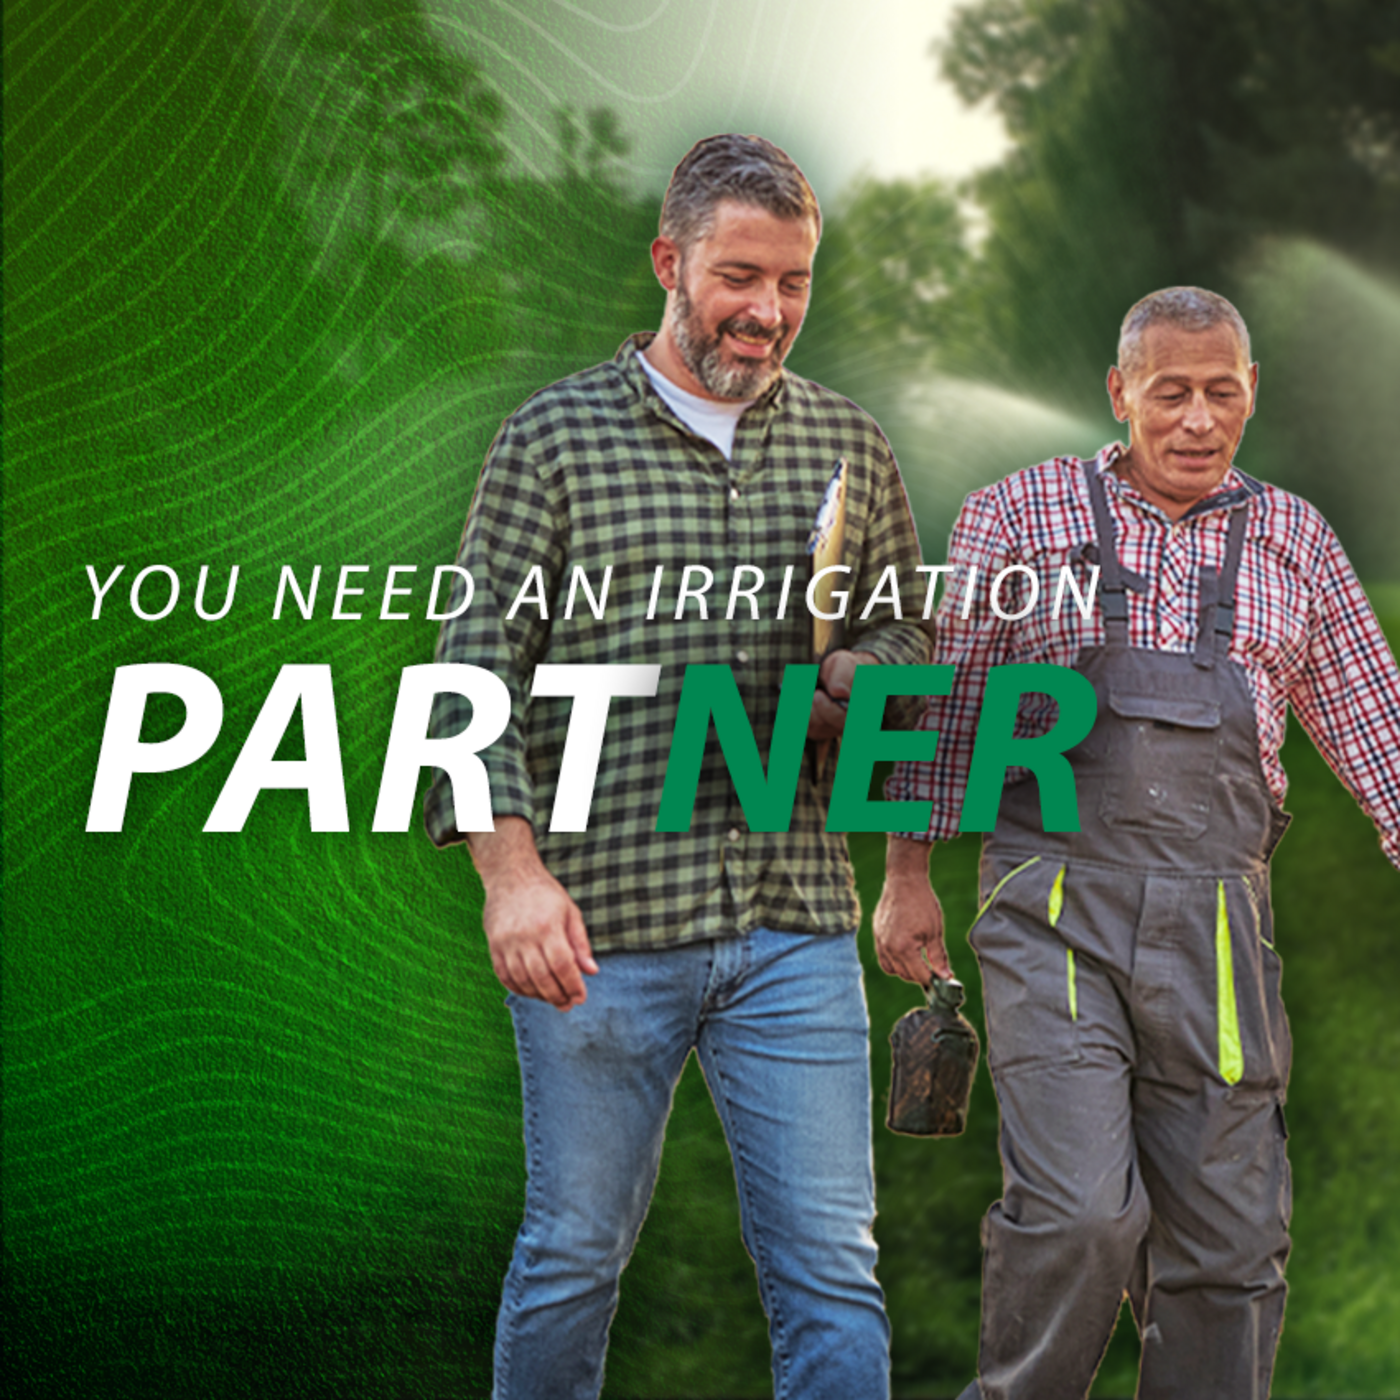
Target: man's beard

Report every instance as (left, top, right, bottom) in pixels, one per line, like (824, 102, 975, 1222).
(670, 279, 789, 400)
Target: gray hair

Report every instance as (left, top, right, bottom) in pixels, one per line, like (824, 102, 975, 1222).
(660, 134, 821, 251)
(1118, 287, 1251, 376)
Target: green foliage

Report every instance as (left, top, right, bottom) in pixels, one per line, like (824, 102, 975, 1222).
(788, 174, 980, 546)
(248, 0, 509, 381)
(919, 0, 1400, 576)
(489, 168, 662, 374)
(1239, 241, 1400, 584)
(803, 174, 972, 366)
(553, 104, 634, 190)
(262, 0, 506, 227)
(936, 0, 1400, 403)
(940, 0, 1101, 138)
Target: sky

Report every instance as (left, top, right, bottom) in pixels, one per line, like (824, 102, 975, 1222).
(432, 0, 1012, 202)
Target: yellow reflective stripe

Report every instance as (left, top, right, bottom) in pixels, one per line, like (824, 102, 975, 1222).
(1043, 866, 1074, 1018)
(1216, 880, 1243, 1085)
(973, 855, 1041, 924)
(1048, 865, 1066, 928)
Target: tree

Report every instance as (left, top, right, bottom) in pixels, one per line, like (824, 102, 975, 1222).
(487, 105, 660, 374)
(553, 105, 633, 192)
(251, 0, 507, 377)
(793, 174, 972, 399)
(935, 0, 1400, 402)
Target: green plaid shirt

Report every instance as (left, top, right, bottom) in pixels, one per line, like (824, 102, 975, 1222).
(425, 334, 934, 952)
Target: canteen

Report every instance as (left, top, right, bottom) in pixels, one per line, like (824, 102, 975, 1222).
(886, 976, 980, 1137)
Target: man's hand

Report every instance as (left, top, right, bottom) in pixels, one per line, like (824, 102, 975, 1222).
(873, 834, 952, 986)
(808, 648, 878, 740)
(468, 817, 599, 1011)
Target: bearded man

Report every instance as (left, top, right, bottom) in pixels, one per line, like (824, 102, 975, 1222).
(425, 133, 933, 1399)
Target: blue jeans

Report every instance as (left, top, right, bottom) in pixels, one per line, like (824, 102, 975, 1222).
(493, 926, 890, 1399)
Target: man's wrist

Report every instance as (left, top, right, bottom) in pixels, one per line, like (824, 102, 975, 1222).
(467, 816, 545, 886)
(884, 833, 935, 881)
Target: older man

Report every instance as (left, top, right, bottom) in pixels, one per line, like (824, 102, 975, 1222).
(425, 134, 932, 1399)
(877, 287, 1400, 1399)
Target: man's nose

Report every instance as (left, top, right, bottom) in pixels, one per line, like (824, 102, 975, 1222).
(1182, 392, 1215, 431)
(747, 283, 783, 325)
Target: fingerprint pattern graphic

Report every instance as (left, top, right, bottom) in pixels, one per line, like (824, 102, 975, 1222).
(2, 2, 701, 1390)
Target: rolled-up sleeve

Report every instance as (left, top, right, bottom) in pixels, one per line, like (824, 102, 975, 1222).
(423, 422, 565, 846)
(1288, 530, 1400, 871)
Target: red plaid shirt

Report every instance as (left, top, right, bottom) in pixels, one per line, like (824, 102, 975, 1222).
(888, 446, 1400, 869)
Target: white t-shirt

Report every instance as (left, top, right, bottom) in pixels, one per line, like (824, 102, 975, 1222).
(637, 350, 756, 461)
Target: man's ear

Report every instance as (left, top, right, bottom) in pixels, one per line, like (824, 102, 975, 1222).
(1246, 361, 1260, 419)
(1106, 365, 1130, 424)
(651, 235, 681, 292)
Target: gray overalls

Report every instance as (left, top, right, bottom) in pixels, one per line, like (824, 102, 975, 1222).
(963, 463, 1293, 1400)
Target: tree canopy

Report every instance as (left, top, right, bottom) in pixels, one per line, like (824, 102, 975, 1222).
(937, 0, 1400, 400)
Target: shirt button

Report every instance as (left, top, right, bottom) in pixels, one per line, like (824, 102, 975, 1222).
(730, 487, 740, 501)
(727, 827, 742, 843)
(736, 650, 750, 664)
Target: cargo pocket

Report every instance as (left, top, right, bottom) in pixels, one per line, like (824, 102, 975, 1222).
(1258, 939, 1292, 1087)
(1100, 689, 1220, 837)
(969, 857, 1081, 1075)
(1274, 1099, 1293, 1230)
(1216, 877, 1292, 1093)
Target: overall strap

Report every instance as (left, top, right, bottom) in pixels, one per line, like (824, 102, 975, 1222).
(1082, 458, 1129, 645)
(1191, 497, 1250, 666)
(1193, 565, 1220, 669)
(1213, 499, 1250, 656)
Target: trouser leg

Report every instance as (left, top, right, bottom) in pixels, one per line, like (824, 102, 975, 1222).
(979, 1057, 1149, 1400)
(695, 928, 890, 1400)
(969, 857, 1148, 1400)
(1128, 874, 1293, 1400)
(492, 947, 706, 1400)
(1129, 1082, 1291, 1400)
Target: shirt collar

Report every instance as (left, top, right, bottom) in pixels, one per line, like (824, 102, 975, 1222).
(1094, 441, 1255, 520)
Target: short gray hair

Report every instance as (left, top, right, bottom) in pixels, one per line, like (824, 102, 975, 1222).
(660, 134, 821, 251)
(1118, 287, 1251, 376)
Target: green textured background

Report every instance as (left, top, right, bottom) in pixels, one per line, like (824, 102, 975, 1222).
(5, 2, 1399, 1396)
